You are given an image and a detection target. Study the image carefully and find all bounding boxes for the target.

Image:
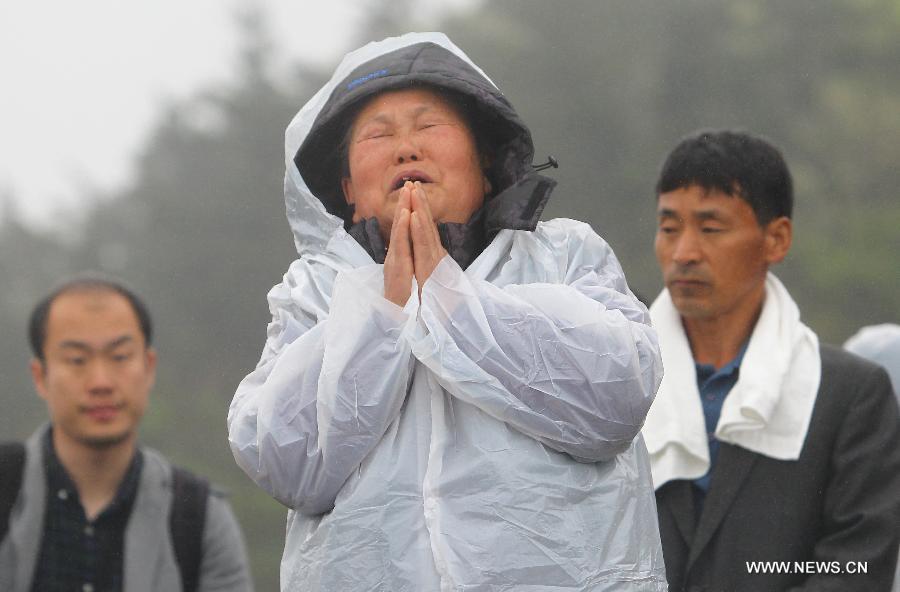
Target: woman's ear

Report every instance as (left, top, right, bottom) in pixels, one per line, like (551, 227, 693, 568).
(341, 177, 355, 206)
(341, 178, 362, 224)
(479, 147, 494, 196)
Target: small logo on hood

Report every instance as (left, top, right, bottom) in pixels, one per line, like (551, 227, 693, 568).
(347, 69, 389, 91)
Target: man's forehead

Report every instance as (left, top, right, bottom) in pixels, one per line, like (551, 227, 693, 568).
(45, 290, 142, 342)
(50, 288, 127, 311)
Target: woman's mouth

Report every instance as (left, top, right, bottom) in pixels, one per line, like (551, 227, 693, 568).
(391, 171, 433, 190)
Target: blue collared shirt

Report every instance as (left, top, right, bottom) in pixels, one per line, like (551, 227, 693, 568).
(693, 342, 748, 500)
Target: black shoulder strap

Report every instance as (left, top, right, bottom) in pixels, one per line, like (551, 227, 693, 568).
(170, 466, 209, 592)
(0, 442, 26, 542)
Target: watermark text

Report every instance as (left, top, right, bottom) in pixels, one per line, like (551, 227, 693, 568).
(746, 561, 867, 575)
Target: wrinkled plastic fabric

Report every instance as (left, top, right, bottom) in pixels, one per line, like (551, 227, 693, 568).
(228, 32, 668, 591)
(844, 323, 900, 398)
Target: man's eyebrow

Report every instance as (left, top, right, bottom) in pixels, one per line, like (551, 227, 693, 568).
(102, 335, 135, 351)
(694, 209, 726, 222)
(657, 208, 681, 220)
(58, 340, 91, 351)
(57, 335, 135, 353)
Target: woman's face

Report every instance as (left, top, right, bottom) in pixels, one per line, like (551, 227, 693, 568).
(341, 87, 490, 241)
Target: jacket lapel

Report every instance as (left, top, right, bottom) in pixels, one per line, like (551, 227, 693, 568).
(123, 449, 171, 592)
(663, 480, 696, 547)
(687, 443, 758, 570)
(9, 429, 49, 592)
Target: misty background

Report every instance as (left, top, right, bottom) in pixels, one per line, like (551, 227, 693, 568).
(2, 1, 898, 588)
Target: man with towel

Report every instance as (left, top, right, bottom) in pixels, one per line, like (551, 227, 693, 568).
(642, 129, 900, 591)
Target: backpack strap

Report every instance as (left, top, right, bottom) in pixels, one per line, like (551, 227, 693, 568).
(169, 466, 209, 592)
(0, 442, 26, 542)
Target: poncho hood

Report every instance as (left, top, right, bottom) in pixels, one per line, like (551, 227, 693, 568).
(284, 32, 555, 265)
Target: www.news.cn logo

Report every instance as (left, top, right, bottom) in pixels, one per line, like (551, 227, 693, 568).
(746, 561, 868, 575)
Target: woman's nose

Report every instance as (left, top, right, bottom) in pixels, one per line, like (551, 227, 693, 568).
(394, 133, 422, 164)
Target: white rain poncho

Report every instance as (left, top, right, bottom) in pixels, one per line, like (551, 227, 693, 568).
(228, 32, 667, 591)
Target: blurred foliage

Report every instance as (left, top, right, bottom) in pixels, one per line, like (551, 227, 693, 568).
(1, 1, 898, 588)
(437, 0, 900, 319)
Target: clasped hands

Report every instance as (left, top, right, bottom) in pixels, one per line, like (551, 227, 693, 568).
(384, 181, 448, 306)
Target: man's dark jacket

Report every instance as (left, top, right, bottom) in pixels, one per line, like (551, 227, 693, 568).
(656, 344, 900, 592)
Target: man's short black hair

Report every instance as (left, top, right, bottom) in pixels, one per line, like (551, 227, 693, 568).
(28, 274, 153, 361)
(655, 129, 793, 225)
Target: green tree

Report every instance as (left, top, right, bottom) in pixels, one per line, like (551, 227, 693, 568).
(439, 0, 900, 339)
(0, 9, 325, 589)
(0, 199, 73, 438)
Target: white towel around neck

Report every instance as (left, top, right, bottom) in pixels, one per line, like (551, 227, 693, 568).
(643, 273, 821, 489)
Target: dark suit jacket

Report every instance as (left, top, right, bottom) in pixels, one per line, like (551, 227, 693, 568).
(656, 344, 900, 592)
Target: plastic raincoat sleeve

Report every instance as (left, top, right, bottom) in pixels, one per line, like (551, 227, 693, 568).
(228, 260, 417, 515)
(411, 220, 662, 462)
